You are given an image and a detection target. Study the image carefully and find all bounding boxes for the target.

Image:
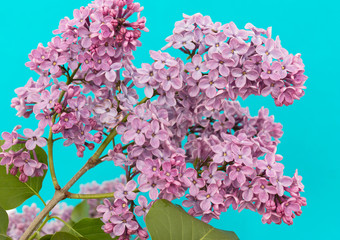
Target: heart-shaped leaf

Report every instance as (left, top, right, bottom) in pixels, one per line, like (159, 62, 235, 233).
(0, 141, 48, 210)
(39, 234, 52, 240)
(70, 201, 90, 223)
(65, 218, 112, 240)
(145, 199, 239, 240)
(51, 232, 79, 240)
(0, 206, 9, 235)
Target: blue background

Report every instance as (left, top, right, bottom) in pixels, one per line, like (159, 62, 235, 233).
(1, 0, 339, 239)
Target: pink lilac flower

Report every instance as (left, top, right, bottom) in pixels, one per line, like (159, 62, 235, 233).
(96, 199, 115, 222)
(231, 67, 259, 88)
(92, 99, 118, 125)
(139, 158, 161, 178)
(139, 176, 166, 200)
(197, 184, 223, 211)
(40, 51, 67, 74)
(189, 175, 205, 196)
(36, 111, 53, 129)
(123, 118, 148, 145)
(230, 145, 253, 166)
(13, 152, 37, 176)
(240, 178, 258, 202)
(134, 196, 151, 217)
(256, 38, 282, 62)
(260, 61, 281, 80)
(149, 50, 178, 69)
(160, 161, 179, 182)
(114, 180, 137, 201)
(158, 67, 182, 91)
(201, 163, 225, 184)
(78, 52, 93, 71)
(257, 153, 284, 177)
(205, 32, 227, 54)
(228, 164, 254, 185)
(199, 70, 226, 98)
(253, 178, 277, 202)
(211, 142, 231, 164)
(270, 172, 293, 196)
(206, 52, 234, 77)
(1, 126, 20, 150)
(23, 128, 47, 150)
(173, 33, 195, 50)
(222, 38, 248, 63)
(224, 22, 248, 40)
(110, 212, 139, 236)
(145, 120, 168, 148)
(59, 113, 77, 129)
(186, 54, 209, 80)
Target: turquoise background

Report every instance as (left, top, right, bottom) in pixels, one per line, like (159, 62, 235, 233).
(1, 0, 338, 239)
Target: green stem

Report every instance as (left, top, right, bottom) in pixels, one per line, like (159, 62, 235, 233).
(47, 65, 81, 190)
(47, 130, 58, 189)
(36, 193, 47, 207)
(67, 188, 140, 199)
(67, 192, 114, 199)
(28, 216, 50, 240)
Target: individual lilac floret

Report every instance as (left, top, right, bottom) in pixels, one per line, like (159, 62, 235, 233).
(257, 153, 284, 178)
(23, 128, 47, 150)
(186, 54, 209, 80)
(110, 212, 139, 236)
(253, 178, 277, 203)
(96, 199, 115, 222)
(197, 184, 223, 211)
(114, 180, 137, 201)
(13, 152, 38, 177)
(134, 196, 152, 218)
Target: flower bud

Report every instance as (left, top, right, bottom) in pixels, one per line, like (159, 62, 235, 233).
(94, 132, 103, 143)
(10, 166, 18, 176)
(52, 123, 63, 133)
(117, 0, 126, 8)
(19, 173, 28, 183)
(103, 222, 114, 233)
(85, 142, 95, 150)
(137, 229, 149, 240)
(114, 143, 123, 153)
(54, 103, 63, 114)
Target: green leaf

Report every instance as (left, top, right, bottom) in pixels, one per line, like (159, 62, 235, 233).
(0, 206, 9, 234)
(39, 235, 52, 240)
(0, 234, 11, 240)
(145, 199, 239, 240)
(66, 218, 112, 240)
(0, 141, 48, 210)
(59, 220, 75, 233)
(71, 201, 90, 223)
(51, 232, 79, 240)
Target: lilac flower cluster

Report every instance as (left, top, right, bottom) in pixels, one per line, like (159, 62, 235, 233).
(0, 126, 47, 182)
(1, 0, 308, 238)
(4, 0, 148, 182)
(7, 203, 73, 239)
(98, 99, 305, 229)
(95, 178, 150, 239)
(94, 13, 307, 236)
(157, 14, 307, 106)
